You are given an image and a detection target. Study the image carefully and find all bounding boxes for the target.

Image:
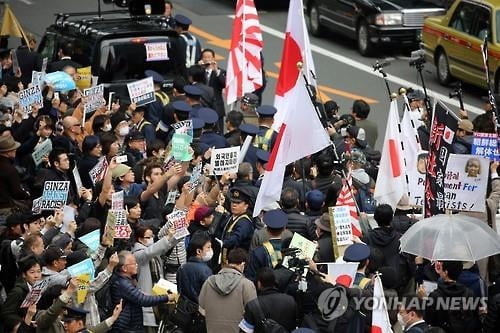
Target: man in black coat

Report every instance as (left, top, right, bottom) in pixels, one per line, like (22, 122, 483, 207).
(47, 43, 81, 73)
(199, 48, 226, 131)
(398, 296, 430, 333)
(16, 33, 43, 86)
(280, 187, 310, 239)
(239, 267, 297, 332)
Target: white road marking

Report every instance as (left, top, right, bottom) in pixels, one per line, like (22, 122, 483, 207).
(17, 0, 34, 5)
(240, 16, 484, 115)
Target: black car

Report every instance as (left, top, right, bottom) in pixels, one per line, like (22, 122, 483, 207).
(37, 8, 180, 100)
(304, 0, 446, 56)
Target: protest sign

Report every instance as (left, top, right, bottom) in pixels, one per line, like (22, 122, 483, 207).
(153, 278, 177, 296)
(31, 70, 43, 87)
(283, 233, 317, 268)
(127, 77, 155, 106)
(116, 155, 128, 163)
(75, 66, 92, 90)
(408, 154, 489, 212)
(45, 71, 76, 91)
(167, 209, 189, 239)
(79, 229, 100, 253)
(103, 210, 117, 244)
(111, 190, 124, 210)
(188, 163, 203, 193)
(83, 84, 105, 114)
(76, 273, 91, 304)
(67, 258, 95, 280)
(20, 279, 49, 308)
(211, 146, 240, 175)
(329, 206, 353, 247)
(40, 181, 70, 210)
(89, 156, 108, 185)
(110, 209, 130, 239)
(171, 119, 193, 138)
(327, 263, 359, 288)
(145, 42, 169, 61)
(73, 166, 83, 191)
(165, 190, 178, 205)
(472, 132, 499, 161)
(32, 139, 52, 166)
(41, 57, 48, 74)
(61, 205, 76, 234)
(171, 133, 192, 161)
(19, 85, 43, 113)
(32, 196, 42, 214)
(162, 154, 179, 172)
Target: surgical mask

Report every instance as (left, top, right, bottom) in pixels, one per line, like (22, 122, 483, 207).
(145, 238, 154, 247)
(103, 123, 112, 132)
(4, 120, 11, 128)
(119, 126, 129, 137)
(397, 313, 407, 329)
(202, 249, 214, 262)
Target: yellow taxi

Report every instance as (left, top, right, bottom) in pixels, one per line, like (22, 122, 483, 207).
(422, 0, 500, 91)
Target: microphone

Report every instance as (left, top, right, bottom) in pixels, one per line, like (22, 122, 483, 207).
(372, 60, 391, 71)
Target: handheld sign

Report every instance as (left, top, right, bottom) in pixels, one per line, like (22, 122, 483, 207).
(171, 133, 192, 161)
(111, 190, 124, 210)
(40, 181, 70, 210)
(76, 273, 91, 304)
(32, 139, 52, 166)
(32, 196, 42, 214)
(31, 71, 43, 87)
(79, 229, 100, 253)
(61, 205, 76, 234)
(127, 77, 155, 106)
(67, 258, 95, 280)
(20, 279, 49, 308)
(145, 42, 169, 61)
(83, 84, 105, 114)
(167, 209, 189, 239)
(89, 157, 108, 185)
(19, 86, 43, 114)
(472, 132, 499, 161)
(111, 209, 131, 239)
(73, 166, 83, 191)
(171, 119, 193, 138)
(188, 163, 203, 193)
(211, 146, 240, 175)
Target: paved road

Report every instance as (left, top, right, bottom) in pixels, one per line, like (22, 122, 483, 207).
(9, 0, 489, 149)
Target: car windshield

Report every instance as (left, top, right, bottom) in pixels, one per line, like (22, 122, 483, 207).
(98, 36, 175, 82)
(497, 10, 500, 42)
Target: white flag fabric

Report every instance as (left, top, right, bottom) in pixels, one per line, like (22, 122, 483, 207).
(371, 275, 394, 333)
(273, 0, 317, 129)
(374, 100, 407, 210)
(253, 76, 330, 216)
(225, 0, 264, 105)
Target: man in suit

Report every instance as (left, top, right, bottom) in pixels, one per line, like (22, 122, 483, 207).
(16, 33, 43, 85)
(199, 48, 226, 131)
(398, 296, 429, 332)
(48, 43, 81, 73)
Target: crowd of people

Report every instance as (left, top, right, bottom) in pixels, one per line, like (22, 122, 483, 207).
(0, 1, 499, 333)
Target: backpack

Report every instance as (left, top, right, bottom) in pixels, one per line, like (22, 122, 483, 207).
(247, 299, 288, 333)
(95, 275, 114, 321)
(0, 239, 18, 293)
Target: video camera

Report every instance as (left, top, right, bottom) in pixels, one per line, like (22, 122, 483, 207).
(283, 248, 309, 270)
(409, 49, 426, 67)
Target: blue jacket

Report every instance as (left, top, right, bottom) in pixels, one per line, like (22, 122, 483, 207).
(110, 273, 169, 332)
(222, 214, 254, 251)
(176, 256, 213, 303)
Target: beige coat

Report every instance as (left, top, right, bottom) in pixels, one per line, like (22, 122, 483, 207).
(199, 267, 257, 333)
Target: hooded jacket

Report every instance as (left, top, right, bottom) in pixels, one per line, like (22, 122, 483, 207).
(199, 267, 257, 333)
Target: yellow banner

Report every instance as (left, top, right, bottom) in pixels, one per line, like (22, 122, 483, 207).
(76, 273, 90, 304)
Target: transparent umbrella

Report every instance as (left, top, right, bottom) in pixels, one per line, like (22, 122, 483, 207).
(399, 214, 500, 261)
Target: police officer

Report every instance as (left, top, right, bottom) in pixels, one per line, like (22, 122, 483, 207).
(220, 187, 255, 261)
(343, 243, 372, 290)
(191, 117, 205, 142)
(198, 108, 228, 148)
(239, 123, 260, 169)
(144, 70, 169, 126)
(253, 105, 278, 152)
(173, 14, 201, 76)
(62, 304, 122, 333)
(161, 100, 192, 144)
(183, 84, 204, 117)
(130, 107, 155, 145)
(255, 149, 270, 186)
(245, 209, 288, 281)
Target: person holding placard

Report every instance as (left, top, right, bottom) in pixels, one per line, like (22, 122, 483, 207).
(78, 136, 101, 189)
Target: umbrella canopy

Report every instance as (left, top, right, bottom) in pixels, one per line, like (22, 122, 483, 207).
(399, 214, 500, 261)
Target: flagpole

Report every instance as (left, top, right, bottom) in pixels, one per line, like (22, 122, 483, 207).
(298, 62, 328, 128)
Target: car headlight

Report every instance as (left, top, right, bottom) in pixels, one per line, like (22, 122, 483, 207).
(375, 13, 402, 25)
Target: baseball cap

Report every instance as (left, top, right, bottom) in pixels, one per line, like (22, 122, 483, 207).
(112, 164, 131, 179)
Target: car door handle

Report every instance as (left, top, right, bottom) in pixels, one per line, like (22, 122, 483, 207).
(465, 41, 472, 48)
(443, 34, 449, 40)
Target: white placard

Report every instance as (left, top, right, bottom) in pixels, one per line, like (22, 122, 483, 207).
(31, 139, 52, 166)
(83, 84, 105, 114)
(145, 42, 169, 61)
(127, 77, 155, 106)
(40, 181, 70, 210)
(331, 206, 353, 246)
(19, 85, 43, 113)
(210, 146, 240, 175)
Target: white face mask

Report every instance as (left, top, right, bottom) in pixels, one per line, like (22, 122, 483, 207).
(202, 249, 214, 262)
(4, 120, 11, 128)
(397, 313, 407, 329)
(119, 126, 129, 137)
(103, 123, 112, 132)
(145, 238, 154, 247)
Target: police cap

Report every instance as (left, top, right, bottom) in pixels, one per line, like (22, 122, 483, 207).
(172, 101, 192, 113)
(192, 117, 205, 130)
(256, 105, 277, 118)
(239, 123, 259, 136)
(174, 14, 192, 26)
(263, 209, 288, 229)
(183, 85, 203, 98)
(241, 93, 259, 106)
(144, 70, 164, 83)
(229, 187, 252, 204)
(343, 243, 370, 263)
(198, 108, 219, 125)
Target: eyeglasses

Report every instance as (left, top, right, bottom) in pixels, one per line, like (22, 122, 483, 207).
(72, 124, 81, 127)
(143, 236, 153, 239)
(124, 262, 138, 266)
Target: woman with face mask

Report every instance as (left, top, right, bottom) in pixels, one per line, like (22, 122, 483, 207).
(131, 225, 177, 331)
